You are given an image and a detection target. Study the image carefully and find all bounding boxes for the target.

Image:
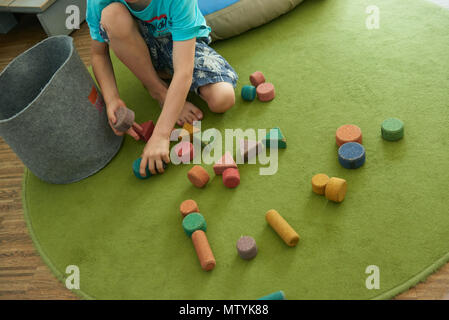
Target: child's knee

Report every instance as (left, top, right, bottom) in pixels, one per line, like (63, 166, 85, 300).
(208, 85, 235, 114)
(100, 3, 134, 39)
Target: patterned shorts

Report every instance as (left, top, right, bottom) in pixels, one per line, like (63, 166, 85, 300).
(99, 22, 238, 94)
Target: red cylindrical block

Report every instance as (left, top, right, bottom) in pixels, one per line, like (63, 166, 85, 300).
(223, 168, 240, 188)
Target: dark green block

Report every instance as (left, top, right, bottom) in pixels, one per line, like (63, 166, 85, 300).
(182, 212, 207, 237)
(263, 127, 287, 148)
(132, 157, 151, 179)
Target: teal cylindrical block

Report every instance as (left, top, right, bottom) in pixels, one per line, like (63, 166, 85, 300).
(241, 85, 257, 101)
(132, 157, 167, 179)
(182, 212, 207, 237)
(258, 290, 286, 300)
(132, 157, 150, 179)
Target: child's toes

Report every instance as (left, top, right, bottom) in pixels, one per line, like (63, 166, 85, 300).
(185, 114, 195, 124)
(190, 110, 201, 121)
(193, 109, 203, 120)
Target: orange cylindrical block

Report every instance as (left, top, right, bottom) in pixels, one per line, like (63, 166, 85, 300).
(191, 230, 216, 271)
(188, 165, 210, 188)
(335, 124, 362, 146)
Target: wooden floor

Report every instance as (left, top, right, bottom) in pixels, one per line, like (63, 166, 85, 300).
(1, 14, 449, 300)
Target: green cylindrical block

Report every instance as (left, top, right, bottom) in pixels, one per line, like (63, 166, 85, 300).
(381, 118, 404, 141)
(182, 212, 207, 237)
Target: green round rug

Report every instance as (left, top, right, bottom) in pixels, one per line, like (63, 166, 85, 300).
(23, 0, 449, 299)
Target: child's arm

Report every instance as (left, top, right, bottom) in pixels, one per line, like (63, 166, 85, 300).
(139, 38, 196, 176)
(91, 40, 140, 140)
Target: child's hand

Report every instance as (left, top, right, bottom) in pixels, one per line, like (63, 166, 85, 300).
(140, 133, 171, 176)
(106, 99, 141, 140)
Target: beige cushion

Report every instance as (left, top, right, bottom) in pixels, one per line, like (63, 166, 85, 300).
(205, 0, 304, 41)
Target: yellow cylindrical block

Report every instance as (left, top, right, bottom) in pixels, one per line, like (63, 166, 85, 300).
(324, 177, 347, 203)
(265, 209, 299, 247)
(311, 173, 330, 195)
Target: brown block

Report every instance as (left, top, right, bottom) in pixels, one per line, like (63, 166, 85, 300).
(180, 199, 199, 217)
(192, 230, 216, 271)
(187, 165, 210, 188)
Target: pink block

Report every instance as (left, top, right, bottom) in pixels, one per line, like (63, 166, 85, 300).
(175, 141, 194, 163)
(256, 83, 275, 102)
(213, 151, 237, 175)
(250, 71, 266, 87)
(223, 168, 240, 188)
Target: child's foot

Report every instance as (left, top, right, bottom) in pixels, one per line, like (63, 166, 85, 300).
(177, 101, 203, 126)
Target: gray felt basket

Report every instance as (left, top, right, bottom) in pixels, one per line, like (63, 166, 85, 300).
(0, 36, 123, 184)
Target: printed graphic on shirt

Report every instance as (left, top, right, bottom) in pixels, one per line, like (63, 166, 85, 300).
(143, 14, 169, 36)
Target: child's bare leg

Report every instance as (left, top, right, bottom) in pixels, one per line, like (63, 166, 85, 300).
(100, 3, 167, 104)
(101, 3, 203, 125)
(199, 82, 235, 113)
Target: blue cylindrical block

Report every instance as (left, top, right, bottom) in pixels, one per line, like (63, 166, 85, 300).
(338, 142, 366, 169)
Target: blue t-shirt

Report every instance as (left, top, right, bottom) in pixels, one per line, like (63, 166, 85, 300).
(86, 0, 211, 42)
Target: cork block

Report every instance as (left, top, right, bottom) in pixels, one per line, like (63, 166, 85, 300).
(180, 199, 199, 217)
(132, 157, 150, 179)
(336, 124, 362, 147)
(263, 127, 287, 149)
(256, 83, 275, 102)
(222, 168, 240, 188)
(324, 177, 347, 203)
(311, 174, 330, 195)
(338, 142, 366, 169)
(187, 165, 210, 188)
(213, 152, 237, 175)
(265, 209, 299, 247)
(136, 120, 155, 142)
(258, 291, 286, 300)
(236, 236, 258, 260)
(241, 85, 257, 101)
(113, 107, 135, 132)
(250, 71, 266, 87)
(381, 118, 404, 141)
(182, 212, 207, 237)
(192, 230, 216, 271)
(175, 141, 194, 163)
(179, 122, 200, 142)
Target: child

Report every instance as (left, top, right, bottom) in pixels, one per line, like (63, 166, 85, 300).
(86, 0, 238, 176)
